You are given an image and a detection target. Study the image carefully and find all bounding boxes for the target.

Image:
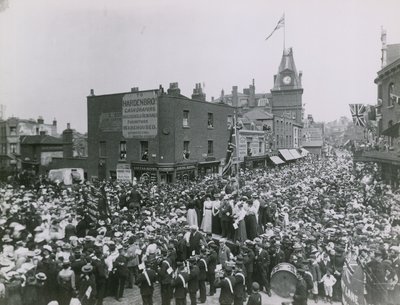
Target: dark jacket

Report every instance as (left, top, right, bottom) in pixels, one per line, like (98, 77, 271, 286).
(188, 265, 200, 293)
(198, 257, 208, 281)
(246, 292, 262, 305)
(215, 275, 236, 304)
(114, 255, 129, 278)
(172, 272, 189, 299)
(135, 269, 157, 296)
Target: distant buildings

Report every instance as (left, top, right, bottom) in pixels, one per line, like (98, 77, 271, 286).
(302, 114, 324, 155)
(0, 116, 58, 176)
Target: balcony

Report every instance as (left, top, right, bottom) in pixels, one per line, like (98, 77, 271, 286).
(353, 148, 400, 166)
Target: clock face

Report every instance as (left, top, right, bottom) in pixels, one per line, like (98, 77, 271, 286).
(283, 76, 292, 85)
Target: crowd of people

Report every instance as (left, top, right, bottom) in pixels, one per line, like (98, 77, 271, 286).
(1, 151, 400, 305)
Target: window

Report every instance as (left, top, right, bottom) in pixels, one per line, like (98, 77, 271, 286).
(208, 113, 214, 128)
(207, 140, 213, 155)
(389, 83, 395, 106)
(10, 143, 17, 154)
(119, 141, 127, 160)
(247, 141, 252, 156)
(227, 115, 233, 129)
(183, 141, 190, 159)
(259, 141, 263, 153)
(276, 135, 279, 147)
(183, 110, 189, 127)
(140, 141, 149, 161)
(9, 126, 16, 136)
(99, 141, 106, 157)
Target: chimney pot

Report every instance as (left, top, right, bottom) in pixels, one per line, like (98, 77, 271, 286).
(131, 87, 139, 92)
(67, 123, 71, 129)
(90, 89, 95, 96)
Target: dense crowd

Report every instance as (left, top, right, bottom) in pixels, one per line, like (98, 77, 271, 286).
(1, 152, 400, 305)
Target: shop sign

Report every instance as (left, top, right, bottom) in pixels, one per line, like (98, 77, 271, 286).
(116, 163, 132, 182)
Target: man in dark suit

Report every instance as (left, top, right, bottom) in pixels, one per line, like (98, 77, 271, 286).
(215, 266, 236, 305)
(292, 270, 308, 305)
(254, 242, 271, 296)
(188, 225, 204, 256)
(135, 261, 158, 305)
(233, 265, 246, 305)
(114, 245, 129, 301)
(207, 242, 218, 296)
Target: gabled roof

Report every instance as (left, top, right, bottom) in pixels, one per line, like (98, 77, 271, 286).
(20, 135, 64, 145)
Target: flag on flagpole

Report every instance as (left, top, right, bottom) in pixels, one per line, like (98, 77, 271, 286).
(265, 14, 285, 41)
(222, 117, 236, 177)
(349, 104, 367, 127)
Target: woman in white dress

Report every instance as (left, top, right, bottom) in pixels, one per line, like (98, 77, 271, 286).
(201, 196, 213, 233)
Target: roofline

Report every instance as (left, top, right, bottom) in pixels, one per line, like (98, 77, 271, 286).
(375, 58, 400, 83)
(87, 89, 159, 99)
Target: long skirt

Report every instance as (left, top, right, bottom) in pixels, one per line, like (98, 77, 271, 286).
(245, 214, 258, 240)
(234, 219, 247, 243)
(212, 213, 221, 235)
(201, 210, 212, 233)
(187, 209, 198, 227)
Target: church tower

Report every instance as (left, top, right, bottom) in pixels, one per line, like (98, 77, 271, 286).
(270, 47, 303, 124)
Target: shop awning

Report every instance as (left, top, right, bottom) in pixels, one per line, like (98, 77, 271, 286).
(382, 122, 400, 137)
(269, 156, 285, 165)
(289, 149, 302, 159)
(300, 148, 309, 156)
(278, 149, 295, 161)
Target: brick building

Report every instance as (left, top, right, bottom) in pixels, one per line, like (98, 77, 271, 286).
(354, 29, 400, 187)
(87, 83, 234, 183)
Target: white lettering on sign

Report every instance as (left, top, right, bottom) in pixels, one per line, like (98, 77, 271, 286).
(122, 91, 158, 138)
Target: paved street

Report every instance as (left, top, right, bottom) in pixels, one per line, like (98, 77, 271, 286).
(103, 283, 341, 305)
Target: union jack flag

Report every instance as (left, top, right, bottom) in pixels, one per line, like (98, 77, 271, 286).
(349, 104, 366, 127)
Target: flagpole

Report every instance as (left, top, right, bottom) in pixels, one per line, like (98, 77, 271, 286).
(234, 108, 240, 195)
(283, 12, 286, 50)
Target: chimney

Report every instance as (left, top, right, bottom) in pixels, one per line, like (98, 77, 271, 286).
(52, 118, 57, 126)
(90, 89, 95, 96)
(131, 87, 139, 92)
(249, 80, 256, 107)
(191, 83, 206, 102)
(167, 82, 181, 96)
(273, 75, 277, 84)
(299, 70, 303, 86)
(381, 27, 387, 68)
(37, 116, 44, 124)
(159, 84, 164, 95)
(62, 123, 73, 158)
(211, 97, 214, 102)
(232, 86, 238, 107)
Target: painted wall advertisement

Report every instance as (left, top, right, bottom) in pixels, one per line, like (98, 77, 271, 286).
(122, 91, 158, 138)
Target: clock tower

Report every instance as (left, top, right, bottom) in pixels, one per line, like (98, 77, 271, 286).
(270, 47, 303, 124)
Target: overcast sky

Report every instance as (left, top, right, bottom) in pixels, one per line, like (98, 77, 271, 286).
(1, 0, 399, 132)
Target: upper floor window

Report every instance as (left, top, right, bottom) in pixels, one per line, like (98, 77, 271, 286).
(10, 143, 17, 154)
(183, 141, 190, 160)
(183, 110, 189, 127)
(207, 140, 213, 155)
(119, 141, 127, 160)
(99, 141, 106, 157)
(227, 115, 233, 129)
(208, 113, 214, 128)
(9, 126, 17, 136)
(140, 141, 149, 161)
(389, 83, 395, 106)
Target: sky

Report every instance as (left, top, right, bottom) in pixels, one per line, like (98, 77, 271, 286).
(0, 0, 400, 133)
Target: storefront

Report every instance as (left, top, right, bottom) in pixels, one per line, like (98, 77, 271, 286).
(243, 154, 268, 169)
(197, 160, 220, 178)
